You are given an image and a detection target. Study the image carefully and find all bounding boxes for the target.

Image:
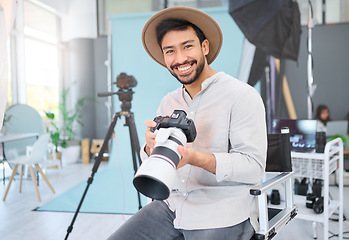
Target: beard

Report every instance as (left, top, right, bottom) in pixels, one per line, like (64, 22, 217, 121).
(169, 55, 205, 85)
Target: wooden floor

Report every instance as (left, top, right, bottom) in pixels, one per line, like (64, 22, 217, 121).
(0, 161, 348, 240)
(0, 162, 130, 240)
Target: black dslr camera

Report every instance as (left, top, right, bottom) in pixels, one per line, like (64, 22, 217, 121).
(306, 179, 324, 214)
(151, 110, 197, 142)
(306, 194, 324, 214)
(116, 72, 137, 89)
(133, 110, 197, 200)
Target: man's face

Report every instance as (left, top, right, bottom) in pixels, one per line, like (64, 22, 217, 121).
(160, 26, 209, 85)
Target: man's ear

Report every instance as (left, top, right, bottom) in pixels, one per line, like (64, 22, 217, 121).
(202, 39, 210, 56)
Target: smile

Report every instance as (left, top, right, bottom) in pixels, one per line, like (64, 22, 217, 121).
(177, 65, 191, 71)
(172, 61, 196, 74)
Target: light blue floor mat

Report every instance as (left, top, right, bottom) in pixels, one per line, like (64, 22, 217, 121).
(35, 166, 144, 214)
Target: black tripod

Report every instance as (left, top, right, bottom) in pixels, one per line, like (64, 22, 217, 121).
(65, 73, 142, 240)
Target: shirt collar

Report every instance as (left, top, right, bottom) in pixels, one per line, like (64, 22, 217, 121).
(201, 72, 222, 91)
(181, 72, 223, 103)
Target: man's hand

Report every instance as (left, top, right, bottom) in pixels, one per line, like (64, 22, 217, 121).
(177, 145, 217, 174)
(144, 120, 157, 156)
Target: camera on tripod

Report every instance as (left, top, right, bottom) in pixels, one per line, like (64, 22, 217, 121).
(66, 72, 143, 239)
(98, 72, 137, 112)
(116, 72, 137, 89)
(115, 73, 137, 112)
(133, 110, 197, 200)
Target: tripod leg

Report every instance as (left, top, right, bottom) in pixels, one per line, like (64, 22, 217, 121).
(126, 113, 141, 165)
(126, 113, 143, 209)
(65, 112, 121, 240)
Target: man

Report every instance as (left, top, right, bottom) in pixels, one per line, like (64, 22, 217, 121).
(107, 6, 267, 240)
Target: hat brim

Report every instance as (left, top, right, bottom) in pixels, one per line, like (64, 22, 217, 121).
(142, 7, 223, 67)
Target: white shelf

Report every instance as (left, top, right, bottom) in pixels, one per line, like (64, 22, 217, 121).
(291, 138, 344, 240)
(294, 195, 340, 223)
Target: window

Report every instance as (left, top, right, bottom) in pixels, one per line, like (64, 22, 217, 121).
(23, 0, 61, 116)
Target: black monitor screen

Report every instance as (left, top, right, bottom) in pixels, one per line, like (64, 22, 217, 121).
(272, 119, 317, 152)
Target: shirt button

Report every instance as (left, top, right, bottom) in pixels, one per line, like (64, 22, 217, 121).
(190, 111, 194, 115)
(181, 179, 185, 183)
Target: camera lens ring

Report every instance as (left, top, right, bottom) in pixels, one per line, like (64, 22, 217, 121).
(151, 146, 180, 168)
(168, 136, 183, 146)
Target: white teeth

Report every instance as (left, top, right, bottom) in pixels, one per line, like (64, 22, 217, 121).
(178, 65, 191, 71)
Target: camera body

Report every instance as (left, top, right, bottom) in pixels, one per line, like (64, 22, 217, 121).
(151, 110, 197, 142)
(306, 193, 324, 214)
(116, 72, 137, 89)
(133, 110, 197, 200)
(270, 189, 281, 205)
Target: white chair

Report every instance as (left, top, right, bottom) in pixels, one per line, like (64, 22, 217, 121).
(22, 142, 61, 179)
(3, 133, 55, 202)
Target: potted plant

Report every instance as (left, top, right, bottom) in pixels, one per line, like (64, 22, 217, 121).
(45, 87, 95, 165)
(45, 112, 60, 152)
(45, 111, 63, 165)
(59, 87, 95, 148)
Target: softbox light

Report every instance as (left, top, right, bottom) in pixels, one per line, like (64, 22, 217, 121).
(229, 0, 302, 61)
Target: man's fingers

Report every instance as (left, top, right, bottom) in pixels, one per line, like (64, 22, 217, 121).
(177, 145, 185, 156)
(145, 120, 156, 128)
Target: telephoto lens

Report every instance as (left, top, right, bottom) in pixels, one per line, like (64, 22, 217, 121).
(133, 110, 196, 200)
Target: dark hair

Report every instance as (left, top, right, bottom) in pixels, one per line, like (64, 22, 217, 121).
(156, 19, 206, 48)
(315, 104, 331, 126)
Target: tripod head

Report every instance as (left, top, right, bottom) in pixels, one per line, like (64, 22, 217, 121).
(98, 72, 137, 112)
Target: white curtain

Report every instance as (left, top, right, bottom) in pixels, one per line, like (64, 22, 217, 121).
(0, 0, 17, 130)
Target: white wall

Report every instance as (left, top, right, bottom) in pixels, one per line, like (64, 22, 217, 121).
(36, 0, 67, 14)
(40, 0, 97, 42)
(298, 0, 346, 25)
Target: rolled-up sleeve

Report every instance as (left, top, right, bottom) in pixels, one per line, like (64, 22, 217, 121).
(215, 88, 267, 184)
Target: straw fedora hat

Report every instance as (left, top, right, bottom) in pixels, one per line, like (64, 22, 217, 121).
(142, 6, 223, 67)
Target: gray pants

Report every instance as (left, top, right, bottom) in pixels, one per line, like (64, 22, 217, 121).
(107, 200, 254, 240)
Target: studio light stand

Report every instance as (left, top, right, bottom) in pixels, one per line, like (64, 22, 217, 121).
(64, 73, 142, 240)
(307, 0, 317, 119)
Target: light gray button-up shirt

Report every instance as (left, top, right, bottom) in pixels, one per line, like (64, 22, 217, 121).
(141, 72, 267, 230)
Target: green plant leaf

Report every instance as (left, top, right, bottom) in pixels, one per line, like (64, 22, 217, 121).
(58, 86, 96, 142)
(45, 111, 55, 120)
(329, 134, 347, 144)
